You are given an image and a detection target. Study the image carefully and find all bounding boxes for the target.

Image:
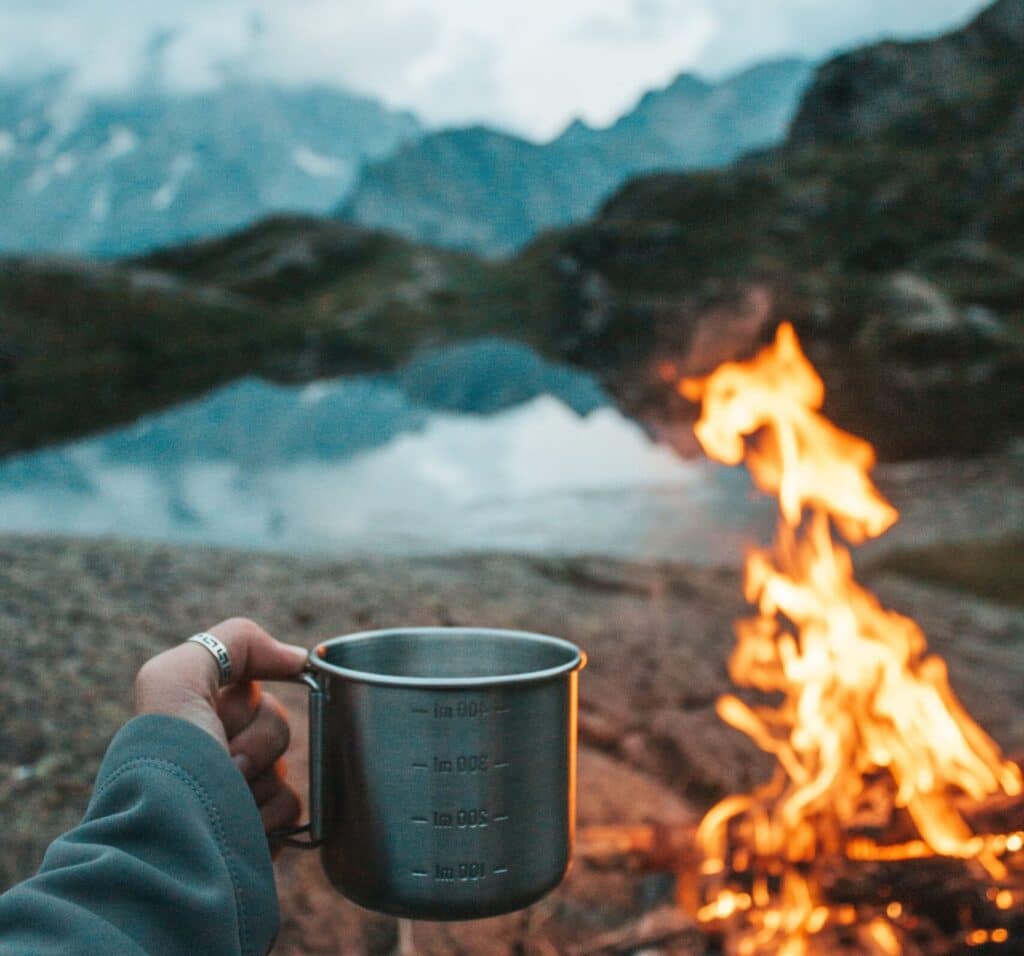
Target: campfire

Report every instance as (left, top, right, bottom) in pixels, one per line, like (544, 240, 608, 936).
(577, 323, 1022, 955)
(672, 323, 1023, 954)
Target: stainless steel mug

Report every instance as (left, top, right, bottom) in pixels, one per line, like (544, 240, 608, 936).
(273, 627, 586, 920)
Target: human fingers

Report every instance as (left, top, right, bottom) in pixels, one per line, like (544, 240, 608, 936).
(228, 691, 291, 781)
(206, 618, 309, 686)
(258, 780, 302, 834)
(217, 681, 262, 740)
(248, 760, 288, 807)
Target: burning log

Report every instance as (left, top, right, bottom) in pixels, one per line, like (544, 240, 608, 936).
(577, 772, 1024, 872)
(577, 816, 1024, 955)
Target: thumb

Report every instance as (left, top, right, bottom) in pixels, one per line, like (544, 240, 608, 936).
(134, 618, 308, 749)
(206, 618, 309, 688)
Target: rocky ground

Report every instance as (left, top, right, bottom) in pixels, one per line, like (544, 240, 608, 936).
(0, 450, 1021, 954)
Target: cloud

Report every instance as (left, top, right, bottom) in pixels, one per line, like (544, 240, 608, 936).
(693, 0, 987, 77)
(0, 0, 992, 140)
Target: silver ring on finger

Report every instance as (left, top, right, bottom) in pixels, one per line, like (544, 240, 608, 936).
(187, 632, 233, 687)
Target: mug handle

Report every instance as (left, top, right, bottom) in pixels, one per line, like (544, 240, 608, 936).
(268, 669, 325, 850)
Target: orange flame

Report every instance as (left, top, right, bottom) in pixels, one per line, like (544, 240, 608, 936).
(680, 323, 1022, 955)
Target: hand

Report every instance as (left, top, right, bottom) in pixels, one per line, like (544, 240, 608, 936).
(133, 617, 309, 838)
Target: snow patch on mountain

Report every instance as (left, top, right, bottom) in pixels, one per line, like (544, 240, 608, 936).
(152, 153, 195, 210)
(0, 77, 421, 255)
(293, 145, 346, 178)
(53, 152, 78, 176)
(90, 185, 110, 221)
(99, 124, 138, 161)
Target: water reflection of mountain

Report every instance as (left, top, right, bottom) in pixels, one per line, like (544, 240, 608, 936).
(0, 340, 768, 559)
(95, 338, 609, 465)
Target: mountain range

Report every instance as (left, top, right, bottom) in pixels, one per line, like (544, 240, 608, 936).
(0, 59, 812, 260)
(0, 75, 420, 257)
(1, 0, 1022, 463)
(339, 59, 813, 256)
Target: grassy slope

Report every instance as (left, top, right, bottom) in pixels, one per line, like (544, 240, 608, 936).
(0, 220, 545, 455)
(0, 259, 287, 454)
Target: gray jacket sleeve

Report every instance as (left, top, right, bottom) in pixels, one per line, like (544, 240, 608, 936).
(0, 714, 279, 956)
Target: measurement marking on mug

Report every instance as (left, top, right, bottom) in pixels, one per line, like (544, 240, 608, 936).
(494, 761, 510, 769)
(493, 815, 510, 823)
(410, 707, 430, 715)
(433, 862, 488, 882)
(431, 754, 489, 773)
(430, 699, 493, 720)
(493, 866, 509, 876)
(429, 809, 489, 829)
(411, 816, 429, 824)
(411, 762, 429, 770)
(411, 870, 429, 878)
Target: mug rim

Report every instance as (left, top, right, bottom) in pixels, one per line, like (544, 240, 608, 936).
(308, 626, 586, 688)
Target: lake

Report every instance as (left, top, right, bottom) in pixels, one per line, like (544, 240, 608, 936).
(0, 340, 773, 561)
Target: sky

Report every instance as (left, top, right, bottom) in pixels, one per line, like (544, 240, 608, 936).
(0, 0, 993, 141)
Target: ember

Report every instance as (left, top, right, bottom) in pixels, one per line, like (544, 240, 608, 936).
(678, 323, 1023, 955)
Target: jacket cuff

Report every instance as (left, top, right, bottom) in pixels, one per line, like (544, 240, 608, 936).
(96, 714, 279, 953)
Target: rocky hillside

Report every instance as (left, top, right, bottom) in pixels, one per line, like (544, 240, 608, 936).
(2, 0, 1022, 461)
(339, 60, 812, 256)
(513, 0, 1024, 459)
(789, 0, 1024, 151)
(0, 75, 419, 257)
